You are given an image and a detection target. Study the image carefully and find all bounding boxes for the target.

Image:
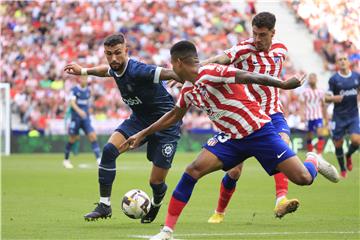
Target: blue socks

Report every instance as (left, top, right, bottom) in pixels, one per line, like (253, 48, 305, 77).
(304, 162, 318, 182)
(172, 173, 197, 203)
(99, 143, 120, 197)
(64, 142, 73, 160)
(91, 141, 101, 159)
(346, 144, 358, 158)
(222, 173, 238, 190)
(335, 147, 345, 171)
(150, 182, 168, 205)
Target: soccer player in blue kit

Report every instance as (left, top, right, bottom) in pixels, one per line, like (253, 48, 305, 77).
(64, 33, 183, 223)
(325, 52, 360, 178)
(63, 76, 101, 169)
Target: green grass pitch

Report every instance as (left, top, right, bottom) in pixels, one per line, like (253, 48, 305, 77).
(2, 152, 359, 239)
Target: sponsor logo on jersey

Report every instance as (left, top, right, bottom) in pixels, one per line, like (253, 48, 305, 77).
(77, 99, 89, 105)
(162, 144, 174, 157)
(123, 96, 143, 106)
(340, 88, 357, 96)
(201, 106, 224, 121)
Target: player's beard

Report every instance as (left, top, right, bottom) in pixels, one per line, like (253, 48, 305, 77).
(110, 62, 122, 71)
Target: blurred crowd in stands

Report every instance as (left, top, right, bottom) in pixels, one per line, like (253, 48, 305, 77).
(1, 0, 357, 134)
(287, 0, 360, 72)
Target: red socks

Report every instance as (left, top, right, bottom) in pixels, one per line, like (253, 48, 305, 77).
(216, 182, 235, 213)
(165, 197, 187, 230)
(317, 138, 325, 154)
(274, 172, 288, 198)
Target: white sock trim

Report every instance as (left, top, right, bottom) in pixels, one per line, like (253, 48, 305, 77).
(100, 197, 111, 206)
(275, 195, 286, 206)
(162, 226, 173, 233)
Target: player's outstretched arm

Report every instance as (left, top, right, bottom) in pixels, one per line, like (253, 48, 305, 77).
(160, 68, 184, 83)
(64, 63, 110, 77)
(123, 106, 187, 150)
(235, 70, 306, 90)
(201, 53, 231, 65)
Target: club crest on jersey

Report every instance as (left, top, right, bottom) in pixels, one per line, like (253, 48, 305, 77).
(207, 137, 218, 146)
(162, 144, 174, 157)
(274, 56, 281, 63)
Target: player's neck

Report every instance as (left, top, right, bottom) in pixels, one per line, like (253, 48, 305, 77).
(338, 69, 351, 77)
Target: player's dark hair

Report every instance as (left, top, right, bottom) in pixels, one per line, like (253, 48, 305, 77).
(252, 12, 276, 30)
(104, 33, 126, 47)
(170, 40, 198, 61)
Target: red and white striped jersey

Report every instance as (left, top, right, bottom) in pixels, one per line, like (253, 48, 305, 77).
(224, 38, 287, 115)
(301, 87, 325, 121)
(176, 64, 271, 139)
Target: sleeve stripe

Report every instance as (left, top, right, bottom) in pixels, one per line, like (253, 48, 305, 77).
(154, 67, 162, 83)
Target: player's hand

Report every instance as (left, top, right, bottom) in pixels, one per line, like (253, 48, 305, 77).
(282, 74, 306, 89)
(332, 95, 343, 103)
(64, 63, 82, 75)
(122, 132, 146, 150)
(78, 110, 87, 119)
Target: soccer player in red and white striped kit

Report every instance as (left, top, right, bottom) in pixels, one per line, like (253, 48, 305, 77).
(202, 12, 300, 221)
(123, 40, 339, 240)
(300, 73, 327, 155)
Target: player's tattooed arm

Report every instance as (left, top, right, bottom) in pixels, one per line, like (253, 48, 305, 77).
(124, 106, 187, 150)
(64, 63, 110, 77)
(235, 70, 306, 90)
(160, 68, 184, 83)
(201, 53, 231, 65)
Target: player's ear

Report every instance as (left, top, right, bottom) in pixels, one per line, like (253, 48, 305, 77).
(271, 28, 275, 37)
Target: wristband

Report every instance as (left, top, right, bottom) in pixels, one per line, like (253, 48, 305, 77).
(81, 68, 88, 75)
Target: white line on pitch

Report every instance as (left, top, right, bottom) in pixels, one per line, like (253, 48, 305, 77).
(128, 231, 359, 239)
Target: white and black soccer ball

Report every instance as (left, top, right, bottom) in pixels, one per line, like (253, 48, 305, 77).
(121, 189, 151, 219)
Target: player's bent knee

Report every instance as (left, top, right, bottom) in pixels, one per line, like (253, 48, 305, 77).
(228, 166, 242, 180)
(88, 132, 97, 142)
(185, 163, 202, 180)
(69, 135, 78, 143)
(350, 135, 360, 145)
(101, 143, 119, 165)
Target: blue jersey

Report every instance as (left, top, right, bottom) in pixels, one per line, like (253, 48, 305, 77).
(70, 85, 91, 119)
(108, 58, 175, 123)
(328, 71, 360, 117)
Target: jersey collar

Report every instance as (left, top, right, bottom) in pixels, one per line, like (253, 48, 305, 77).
(337, 71, 352, 78)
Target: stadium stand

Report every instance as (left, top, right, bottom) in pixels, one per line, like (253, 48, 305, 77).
(287, 0, 360, 72)
(1, 1, 333, 134)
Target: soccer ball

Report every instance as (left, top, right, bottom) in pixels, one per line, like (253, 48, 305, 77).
(121, 189, 151, 219)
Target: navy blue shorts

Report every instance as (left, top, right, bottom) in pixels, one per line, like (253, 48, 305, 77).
(270, 113, 291, 136)
(203, 122, 295, 175)
(116, 114, 181, 169)
(307, 118, 323, 132)
(68, 118, 94, 135)
(331, 114, 360, 140)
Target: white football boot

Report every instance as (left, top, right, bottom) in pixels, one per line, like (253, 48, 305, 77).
(63, 160, 74, 169)
(306, 152, 339, 183)
(149, 226, 173, 240)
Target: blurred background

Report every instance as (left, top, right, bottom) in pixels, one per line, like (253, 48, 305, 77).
(0, 0, 359, 154)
